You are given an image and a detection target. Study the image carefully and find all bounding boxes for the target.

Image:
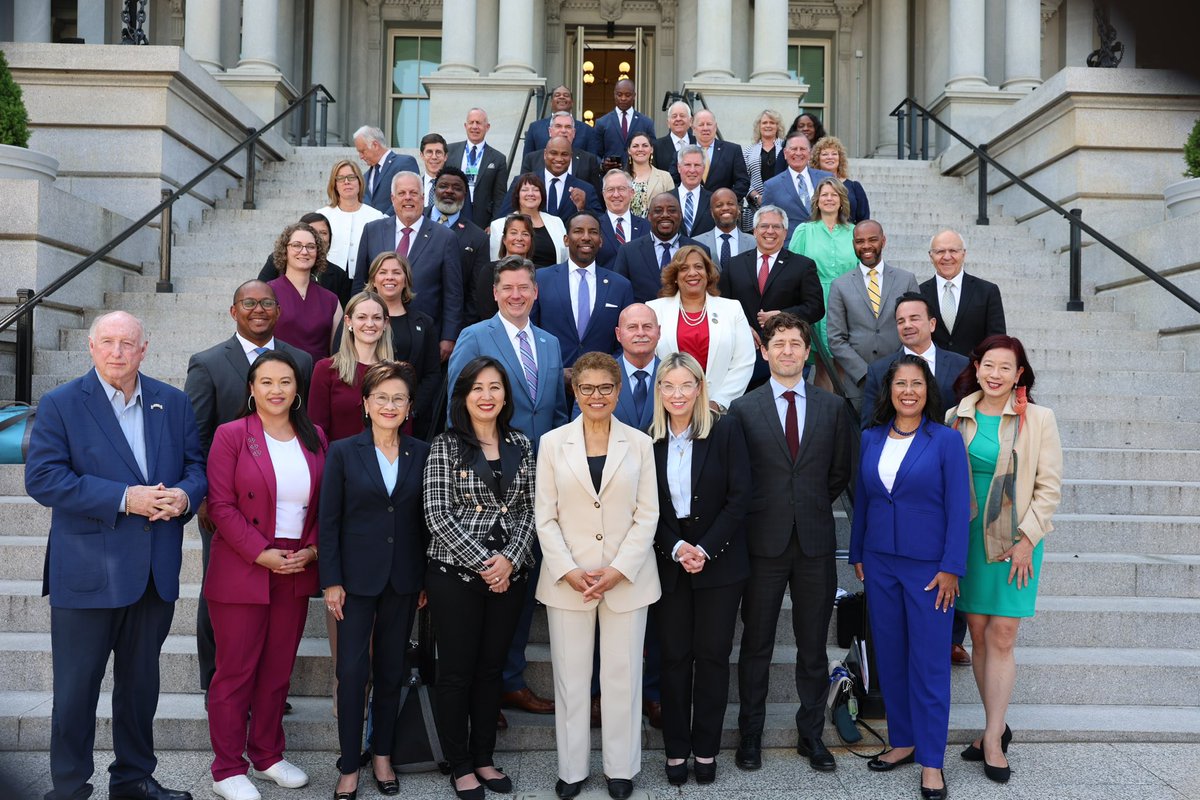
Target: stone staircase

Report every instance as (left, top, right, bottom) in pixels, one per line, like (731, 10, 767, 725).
(0, 150, 1198, 751)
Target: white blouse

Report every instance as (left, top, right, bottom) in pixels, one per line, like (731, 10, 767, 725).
(877, 435, 914, 493)
(319, 204, 386, 268)
(264, 434, 310, 539)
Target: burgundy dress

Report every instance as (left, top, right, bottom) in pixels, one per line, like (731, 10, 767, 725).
(269, 276, 340, 363)
(308, 359, 369, 442)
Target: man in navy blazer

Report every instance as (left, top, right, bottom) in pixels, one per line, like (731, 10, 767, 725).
(500, 136, 602, 221)
(612, 192, 709, 303)
(25, 311, 206, 800)
(354, 124, 420, 216)
(447, 108, 511, 228)
(592, 79, 656, 159)
(597, 170, 650, 269)
(693, 109, 750, 201)
(520, 111, 604, 195)
(673, 146, 716, 238)
(761, 131, 834, 239)
(921, 229, 1007, 357)
(531, 211, 634, 370)
(653, 101, 695, 184)
(523, 85, 598, 158)
(571, 303, 661, 429)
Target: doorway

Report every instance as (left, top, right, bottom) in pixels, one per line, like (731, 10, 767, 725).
(566, 26, 655, 127)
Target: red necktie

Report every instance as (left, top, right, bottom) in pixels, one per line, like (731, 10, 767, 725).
(621, 110, 629, 141)
(398, 227, 413, 258)
(783, 390, 800, 460)
(615, 217, 626, 244)
(758, 253, 771, 294)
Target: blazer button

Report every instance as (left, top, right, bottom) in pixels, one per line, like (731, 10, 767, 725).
(248, 491, 255, 498)
(143, 524, 151, 532)
(500, 505, 508, 513)
(476, 505, 483, 512)
(252, 518, 259, 525)
(595, 533, 603, 540)
(593, 501, 600, 508)
(387, 506, 394, 512)
(387, 537, 394, 543)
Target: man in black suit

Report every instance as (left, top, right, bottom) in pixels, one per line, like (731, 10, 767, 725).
(447, 108, 510, 228)
(729, 313, 853, 774)
(673, 146, 715, 238)
(921, 229, 1007, 357)
(653, 101, 694, 184)
(429, 166, 490, 327)
(612, 192, 709, 303)
(500, 136, 603, 221)
(520, 111, 603, 196)
(523, 84, 598, 159)
(184, 280, 314, 701)
(354, 125, 420, 215)
(693, 109, 750, 201)
(597, 170, 649, 269)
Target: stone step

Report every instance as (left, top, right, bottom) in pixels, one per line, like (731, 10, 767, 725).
(0, 536, 204, 583)
(0, 467, 23, 497)
(1040, 552, 1200, 598)
(1040, 395, 1200, 424)
(1029, 346, 1180, 372)
(1061, 448, 1200, 481)
(1050, 514, 1200, 555)
(1020, 596, 1200, 648)
(1059, 479, 1200, 516)
(1057, 419, 1200, 450)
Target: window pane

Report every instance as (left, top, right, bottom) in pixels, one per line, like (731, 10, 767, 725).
(787, 46, 799, 81)
(799, 45, 825, 104)
(392, 98, 429, 148)
(418, 38, 441, 81)
(393, 37, 420, 94)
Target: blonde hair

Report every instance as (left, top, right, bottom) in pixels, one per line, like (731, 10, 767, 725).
(366, 251, 416, 306)
(330, 292, 394, 385)
(649, 352, 715, 441)
(812, 135, 851, 180)
(809, 177, 851, 224)
(752, 109, 784, 144)
(325, 159, 365, 206)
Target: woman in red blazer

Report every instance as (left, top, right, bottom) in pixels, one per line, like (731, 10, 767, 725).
(205, 350, 327, 800)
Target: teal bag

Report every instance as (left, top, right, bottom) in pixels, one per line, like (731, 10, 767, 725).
(0, 403, 35, 464)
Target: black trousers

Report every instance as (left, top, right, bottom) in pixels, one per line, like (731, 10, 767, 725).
(335, 584, 419, 775)
(654, 573, 745, 759)
(425, 563, 525, 778)
(48, 578, 174, 800)
(197, 521, 216, 690)
(737, 535, 836, 738)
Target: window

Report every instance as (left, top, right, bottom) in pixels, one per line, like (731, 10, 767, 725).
(389, 32, 441, 148)
(787, 40, 831, 124)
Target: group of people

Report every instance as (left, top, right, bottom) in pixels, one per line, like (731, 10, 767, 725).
(24, 88, 1061, 800)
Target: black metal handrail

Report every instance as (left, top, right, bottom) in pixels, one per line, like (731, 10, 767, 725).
(2, 83, 336, 403)
(506, 88, 539, 178)
(890, 96, 1200, 317)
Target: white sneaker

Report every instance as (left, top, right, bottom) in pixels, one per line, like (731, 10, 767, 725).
(212, 774, 261, 800)
(251, 758, 310, 788)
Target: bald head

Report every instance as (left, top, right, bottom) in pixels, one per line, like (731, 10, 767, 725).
(545, 136, 573, 176)
(616, 302, 661, 365)
(88, 311, 148, 395)
(614, 80, 635, 111)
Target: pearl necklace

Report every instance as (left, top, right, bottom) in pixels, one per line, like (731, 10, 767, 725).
(680, 305, 707, 327)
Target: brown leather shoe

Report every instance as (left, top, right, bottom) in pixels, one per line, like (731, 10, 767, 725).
(951, 643, 972, 666)
(496, 710, 508, 730)
(643, 700, 663, 729)
(500, 687, 555, 714)
(591, 696, 602, 728)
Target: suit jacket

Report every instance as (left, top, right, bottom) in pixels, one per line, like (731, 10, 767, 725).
(718, 248, 825, 336)
(826, 263, 921, 384)
(652, 414, 752, 593)
(673, 185, 715, 238)
(844, 178, 871, 224)
(364, 150, 421, 215)
(352, 216, 464, 341)
(692, 227, 755, 268)
(520, 149, 604, 196)
(594, 108, 657, 159)
(860, 347, 970, 430)
(318, 429, 430, 596)
(698, 139, 750, 200)
(447, 140, 510, 228)
(848, 419, 970, 575)
(499, 172, 603, 222)
(185, 335, 314, 453)
(728, 381, 854, 558)
(646, 294, 755, 409)
(612, 235, 710, 304)
(761, 166, 835, 239)
(596, 213, 649, 270)
(534, 416, 661, 612)
(530, 262, 634, 367)
(920, 273, 1007, 357)
(447, 315, 568, 449)
(570, 355, 660, 429)
(524, 116, 598, 159)
(653, 131, 694, 184)
(25, 370, 207, 608)
(428, 212, 490, 327)
(204, 414, 326, 603)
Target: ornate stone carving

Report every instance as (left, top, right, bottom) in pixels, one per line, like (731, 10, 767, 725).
(168, 0, 184, 47)
(788, 2, 839, 31)
(366, 0, 382, 50)
(658, 0, 676, 55)
(1040, 0, 1063, 38)
(834, 0, 863, 33)
(599, 0, 623, 21)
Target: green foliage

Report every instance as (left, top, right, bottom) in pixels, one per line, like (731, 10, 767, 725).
(0, 50, 30, 148)
(1185, 117, 1200, 180)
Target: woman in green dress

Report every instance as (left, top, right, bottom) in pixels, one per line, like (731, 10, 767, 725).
(946, 334, 1063, 784)
(786, 177, 856, 391)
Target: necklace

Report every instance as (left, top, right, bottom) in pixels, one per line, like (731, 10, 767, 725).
(890, 420, 919, 437)
(680, 305, 707, 326)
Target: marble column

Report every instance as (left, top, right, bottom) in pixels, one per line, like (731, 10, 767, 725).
(1003, 0, 1041, 90)
(311, 0, 340, 137)
(493, 0, 535, 73)
(693, 0, 734, 80)
(238, 0, 279, 71)
(438, 0, 479, 73)
(751, 0, 789, 81)
(77, 0, 107, 45)
(14, 0, 51, 42)
(875, 0, 908, 153)
(184, 0, 223, 70)
(945, 0, 988, 89)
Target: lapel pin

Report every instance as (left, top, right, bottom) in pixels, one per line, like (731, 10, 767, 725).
(602, 278, 609, 284)
(416, 325, 423, 331)
(151, 403, 164, 410)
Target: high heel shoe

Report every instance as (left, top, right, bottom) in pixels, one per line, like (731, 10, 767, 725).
(920, 769, 947, 800)
(665, 760, 688, 786)
(984, 756, 1011, 784)
(960, 724, 1011, 761)
(373, 772, 399, 795)
(693, 759, 717, 785)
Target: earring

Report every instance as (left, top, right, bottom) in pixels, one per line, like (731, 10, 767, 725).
(247, 396, 256, 412)
(292, 395, 302, 410)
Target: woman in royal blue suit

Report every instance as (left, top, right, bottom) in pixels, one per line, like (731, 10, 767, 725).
(848, 354, 969, 800)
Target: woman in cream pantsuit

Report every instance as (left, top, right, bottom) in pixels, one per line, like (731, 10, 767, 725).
(535, 352, 661, 800)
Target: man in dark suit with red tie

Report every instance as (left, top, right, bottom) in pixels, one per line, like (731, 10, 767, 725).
(593, 79, 656, 159)
(597, 170, 649, 270)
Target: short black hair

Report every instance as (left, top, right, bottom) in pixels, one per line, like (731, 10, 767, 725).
(436, 165, 470, 189)
(894, 291, 935, 318)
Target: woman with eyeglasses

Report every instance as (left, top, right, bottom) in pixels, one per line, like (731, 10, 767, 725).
(258, 212, 353, 307)
(535, 351, 660, 800)
(648, 352, 751, 787)
(320, 361, 431, 800)
(269, 221, 343, 363)
(320, 159, 386, 276)
(488, 173, 567, 267)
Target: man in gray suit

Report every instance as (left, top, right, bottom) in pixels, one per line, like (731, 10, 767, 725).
(184, 279, 313, 697)
(693, 188, 755, 271)
(826, 219, 920, 402)
(730, 313, 853, 774)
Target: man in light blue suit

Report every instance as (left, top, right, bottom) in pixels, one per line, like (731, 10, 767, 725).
(761, 131, 834, 239)
(25, 311, 207, 800)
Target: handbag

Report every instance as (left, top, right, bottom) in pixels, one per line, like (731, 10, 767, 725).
(391, 606, 447, 773)
(829, 649, 886, 757)
(0, 403, 35, 464)
(835, 591, 866, 648)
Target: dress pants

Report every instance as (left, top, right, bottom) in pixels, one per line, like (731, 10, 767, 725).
(654, 573, 745, 759)
(862, 551, 953, 768)
(335, 583, 419, 774)
(207, 539, 310, 782)
(737, 534, 836, 738)
(425, 564, 524, 778)
(589, 622, 660, 702)
(547, 602, 648, 783)
(197, 520, 217, 690)
(48, 577, 174, 800)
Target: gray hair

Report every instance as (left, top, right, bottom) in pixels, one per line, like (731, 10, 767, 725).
(929, 229, 967, 252)
(353, 125, 386, 148)
(603, 168, 632, 189)
(678, 144, 705, 161)
(694, 108, 717, 124)
(550, 110, 574, 122)
(390, 170, 421, 194)
(667, 101, 692, 119)
(753, 204, 789, 231)
(467, 107, 489, 121)
(89, 311, 147, 345)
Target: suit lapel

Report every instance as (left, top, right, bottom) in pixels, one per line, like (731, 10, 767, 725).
(406, 224, 433, 264)
(588, 272, 616, 338)
(891, 423, 932, 494)
(598, 423, 630, 495)
(82, 372, 146, 482)
(355, 433, 391, 499)
(222, 338, 251, 385)
(762, 250, 788, 297)
(563, 423, 597, 500)
(245, 416, 278, 505)
(469, 444, 502, 498)
(757, 387, 792, 463)
(796, 391, 819, 466)
(851, 266, 872, 311)
(486, 318, 527, 399)
(141, 380, 166, 482)
(532, 326, 555, 407)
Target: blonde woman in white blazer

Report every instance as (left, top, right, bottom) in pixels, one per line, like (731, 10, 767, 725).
(535, 351, 660, 800)
(646, 246, 755, 412)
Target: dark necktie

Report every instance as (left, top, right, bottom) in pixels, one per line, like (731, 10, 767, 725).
(633, 370, 649, 420)
(621, 110, 629, 141)
(469, 144, 479, 167)
(720, 233, 732, 270)
(548, 177, 560, 212)
(660, 241, 672, 267)
(426, 178, 435, 206)
(367, 164, 379, 196)
(783, 390, 800, 460)
(683, 191, 695, 236)
(398, 227, 413, 258)
(615, 217, 626, 244)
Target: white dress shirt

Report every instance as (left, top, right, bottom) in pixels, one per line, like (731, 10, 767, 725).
(665, 425, 694, 520)
(394, 214, 425, 249)
(788, 166, 813, 199)
(755, 249, 782, 276)
(859, 262, 885, 295)
(567, 260, 597, 327)
(498, 313, 537, 371)
(607, 210, 632, 239)
(878, 435, 914, 493)
(717, 228, 743, 253)
(544, 170, 569, 207)
(938, 270, 965, 311)
(671, 133, 690, 153)
(264, 434, 310, 539)
(235, 333, 277, 364)
(99, 370, 148, 485)
(902, 343, 938, 375)
(769, 376, 807, 446)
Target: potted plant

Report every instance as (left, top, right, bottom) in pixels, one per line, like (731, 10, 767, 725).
(0, 48, 58, 183)
(1163, 116, 1200, 219)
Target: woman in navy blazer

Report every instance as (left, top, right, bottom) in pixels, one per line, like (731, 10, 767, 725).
(320, 361, 431, 799)
(205, 350, 327, 798)
(848, 355, 969, 800)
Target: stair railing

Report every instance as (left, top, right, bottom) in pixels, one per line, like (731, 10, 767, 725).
(506, 88, 540, 179)
(0, 84, 336, 404)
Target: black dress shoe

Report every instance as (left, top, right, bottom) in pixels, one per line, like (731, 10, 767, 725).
(735, 733, 762, 770)
(605, 777, 633, 799)
(797, 735, 836, 772)
(693, 760, 717, 785)
(665, 760, 688, 786)
(555, 778, 584, 799)
(333, 790, 357, 800)
(451, 774, 484, 800)
(961, 724, 1011, 761)
(374, 772, 400, 795)
(110, 776, 193, 800)
(921, 769, 948, 800)
(867, 750, 916, 771)
(475, 769, 513, 793)
(284, 700, 293, 714)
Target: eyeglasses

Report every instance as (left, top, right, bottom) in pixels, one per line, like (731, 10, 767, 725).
(756, 223, 785, 231)
(236, 298, 279, 311)
(930, 248, 964, 257)
(368, 393, 410, 407)
(287, 242, 318, 252)
(660, 381, 698, 396)
(603, 186, 631, 195)
(334, 175, 360, 184)
(575, 383, 616, 397)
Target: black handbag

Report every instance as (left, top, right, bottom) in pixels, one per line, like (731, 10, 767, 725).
(390, 607, 447, 773)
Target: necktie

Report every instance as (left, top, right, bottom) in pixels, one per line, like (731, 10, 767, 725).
(468, 144, 479, 168)
(797, 171, 811, 207)
(633, 370, 649, 420)
(621, 110, 629, 141)
(426, 178, 435, 207)
(367, 164, 379, 196)
(615, 217, 626, 244)
(517, 330, 538, 400)
(467, 145, 479, 190)
(942, 282, 958, 331)
(702, 148, 711, 183)
(548, 177, 560, 212)
(437, 213, 449, 225)
(398, 226, 413, 258)
(719, 233, 732, 270)
(867, 268, 881, 317)
(783, 390, 800, 460)
(576, 268, 591, 338)
(253, 346, 268, 356)
(758, 253, 771, 294)
(683, 191, 695, 236)
(660, 241, 672, 267)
